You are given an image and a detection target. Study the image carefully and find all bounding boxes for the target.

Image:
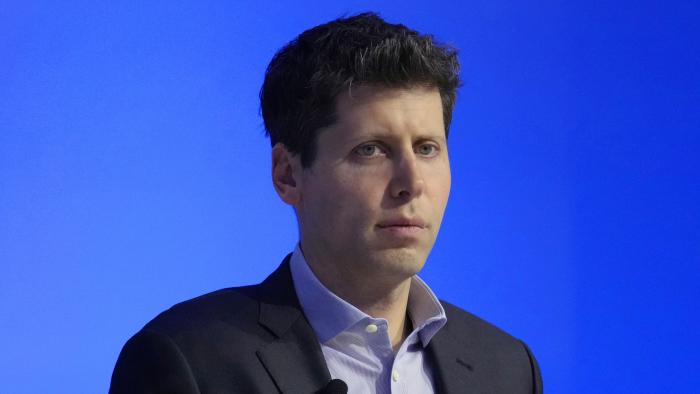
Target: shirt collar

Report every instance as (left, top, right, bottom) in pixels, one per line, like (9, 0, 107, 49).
(289, 244, 447, 347)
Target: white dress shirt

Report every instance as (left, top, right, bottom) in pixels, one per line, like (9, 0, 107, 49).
(289, 245, 447, 394)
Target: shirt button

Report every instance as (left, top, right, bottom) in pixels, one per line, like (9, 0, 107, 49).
(365, 324, 378, 333)
(392, 370, 400, 382)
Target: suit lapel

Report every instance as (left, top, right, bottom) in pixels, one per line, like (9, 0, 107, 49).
(426, 314, 477, 394)
(252, 257, 481, 393)
(254, 257, 331, 393)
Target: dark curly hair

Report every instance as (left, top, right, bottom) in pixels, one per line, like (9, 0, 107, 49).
(260, 12, 461, 167)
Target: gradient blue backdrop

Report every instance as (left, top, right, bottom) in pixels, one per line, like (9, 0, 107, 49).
(2, 1, 698, 393)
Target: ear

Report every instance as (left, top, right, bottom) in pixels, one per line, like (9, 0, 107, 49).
(271, 143, 303, 206)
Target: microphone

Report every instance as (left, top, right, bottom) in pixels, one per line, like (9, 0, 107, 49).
(317, 378, 348, 394)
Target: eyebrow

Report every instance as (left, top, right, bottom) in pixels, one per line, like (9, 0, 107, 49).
(344, 131, 447, 145)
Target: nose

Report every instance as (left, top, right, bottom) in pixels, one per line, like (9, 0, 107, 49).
(389, 153, 425, 199)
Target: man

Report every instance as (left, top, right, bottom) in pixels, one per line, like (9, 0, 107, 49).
(110, 13, 542, 394)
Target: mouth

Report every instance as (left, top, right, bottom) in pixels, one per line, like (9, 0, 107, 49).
(376, 218, 427, 238)
(376, 218, 427, 229)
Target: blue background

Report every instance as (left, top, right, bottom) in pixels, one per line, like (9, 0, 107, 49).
(1, 1, 698, 392)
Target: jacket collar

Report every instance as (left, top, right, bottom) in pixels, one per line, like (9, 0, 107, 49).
(253, 255, 475, 394)
(254, 255, 332, 393)
(426, 307, 479, 394)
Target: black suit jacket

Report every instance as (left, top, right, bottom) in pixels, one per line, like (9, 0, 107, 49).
(110, 257, 543, 393)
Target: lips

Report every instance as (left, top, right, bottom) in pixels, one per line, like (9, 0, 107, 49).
(376, 218, 427, 240)
(376, 218, 427, 229)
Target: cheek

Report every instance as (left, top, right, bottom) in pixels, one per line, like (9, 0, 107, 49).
(305, 177, 360, 217)
(423, 162, 451, 198)
(440, 171, 452, 205)
(333, 166, 386, 198)
(303, 165, 389, 222)
(331, 183, 378, 217)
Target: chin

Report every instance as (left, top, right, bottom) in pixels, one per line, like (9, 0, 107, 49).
(371, 247, 428, 277)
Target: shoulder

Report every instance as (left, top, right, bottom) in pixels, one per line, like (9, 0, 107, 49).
(111, 284, 290, 393)
(126, 258, 297, 347)
(437, 300, 543, 393)
(439, 299, 532, 359)
(131, 284, 278, 351)
(440, 300, 523, 346)
(143, 285, 262, 335)
(115, 285, 275, 377)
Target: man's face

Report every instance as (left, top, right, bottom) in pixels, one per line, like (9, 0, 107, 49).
(295, 86, 451, 284)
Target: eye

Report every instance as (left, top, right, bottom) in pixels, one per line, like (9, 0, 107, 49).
(353, 143, 386, 158)
(416, 143, 439, 157)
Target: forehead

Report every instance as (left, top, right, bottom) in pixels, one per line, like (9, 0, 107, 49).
(330, 85, 445, 138)
(336, 84, 442, 114)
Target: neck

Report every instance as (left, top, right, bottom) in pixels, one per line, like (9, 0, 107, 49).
(301, 248, 414, 351)
(349, 280, 412, 352)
